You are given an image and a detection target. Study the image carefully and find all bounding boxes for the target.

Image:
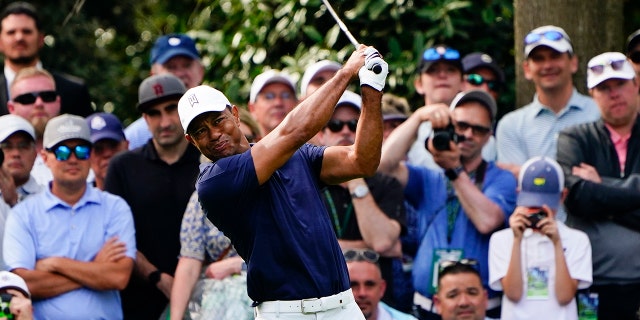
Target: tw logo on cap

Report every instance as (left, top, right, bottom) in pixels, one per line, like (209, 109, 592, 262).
(187, 94, 199, 108)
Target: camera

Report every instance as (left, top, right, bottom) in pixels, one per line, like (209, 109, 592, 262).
(427, 122, 465, 151)
(0, 293, 12, 319)
(527, 210, 548, 229)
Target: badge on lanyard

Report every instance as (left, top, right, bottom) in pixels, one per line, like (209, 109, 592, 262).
(526, 265, 549, 299)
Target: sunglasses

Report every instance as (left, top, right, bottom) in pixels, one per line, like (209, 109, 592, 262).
(343, 249, 379, 263)
(440, 258, 478, 271)
(524, 30, 566, 45)
(466, 74, 499, 91)
(630, 51, 640, 64)
(423, 47, 460, 61)
(326, 119, 357, 133)
(588, 59, 626, 75)
(47, 144, 91, 161)
(454, 121, 492, 136)
(13, 90, 57, 105)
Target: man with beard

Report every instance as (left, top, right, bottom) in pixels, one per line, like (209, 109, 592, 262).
(0, 2, 92, 117)
(7, 67, 59, 185)
(346, 249, 417, 320)
(378, 90, 516, 319)
(104, 74, 200, 319)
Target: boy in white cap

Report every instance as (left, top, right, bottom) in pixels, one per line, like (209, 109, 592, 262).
(3, 114, 136, 320)
(489, 156, 592, 320)
(557, 52, 640, 319)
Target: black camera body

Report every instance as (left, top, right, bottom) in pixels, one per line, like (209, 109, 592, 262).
(428, 123, 465, 151)
(527, 210, 548, 229)
(0, 293, 13, 319)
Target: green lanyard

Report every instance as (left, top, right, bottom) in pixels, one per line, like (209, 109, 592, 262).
(323, 189, 353, 238)
(445, 161, 486, 244)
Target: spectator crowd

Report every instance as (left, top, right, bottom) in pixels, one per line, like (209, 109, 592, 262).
(0, 1, 640, 320)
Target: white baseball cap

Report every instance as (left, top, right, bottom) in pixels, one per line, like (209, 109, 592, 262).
(587, 52, 636, 89)
(249, 70, 296, 103)
(0, 271, 30, 298)
(178, 85, 232, 132)
(336, 90, 362, 111)
(300, 60, 342, 97)
(0, 114, 35, 142)
(524, 25, 573, 58)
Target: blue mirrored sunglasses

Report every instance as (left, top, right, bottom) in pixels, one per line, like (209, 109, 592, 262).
(47, 144, 91, 161)
(524, 30, 565, 45)
(422, 47, 460, 61)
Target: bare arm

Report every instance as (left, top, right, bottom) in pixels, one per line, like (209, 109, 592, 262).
(501, 209, 529, 303)
(378, 103, 450, 186)
(35, 256, 134, 291)
(135, 251, 173, 298)
(320, 86, 383, 184)
(450, 171, 505, 234)
(170, 257, 203, 320)
(12, 268, 83, 299)
(347, 179, 402, 257)
(251, 46, 368, 185)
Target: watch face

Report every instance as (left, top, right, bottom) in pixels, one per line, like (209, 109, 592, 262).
(353, 185, 369, 198)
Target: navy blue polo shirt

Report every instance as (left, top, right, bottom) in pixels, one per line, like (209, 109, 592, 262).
(197, 144, 350, 302)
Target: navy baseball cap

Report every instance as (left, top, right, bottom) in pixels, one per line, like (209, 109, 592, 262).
(86, 112, 125, 143)
(150, 34, 199, 65)
(517, 156, 564, 210)
(462, 52, 505, 84)
(419, 45, 463, 73)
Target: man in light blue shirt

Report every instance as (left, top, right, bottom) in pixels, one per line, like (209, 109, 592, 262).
(496, 25, 599, 179)
(3, 114, 136, 320)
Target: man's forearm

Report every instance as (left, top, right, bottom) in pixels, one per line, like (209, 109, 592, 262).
(352, 86, 383, 175)
(12, 268, 82, 299)
(453, 173, 505, 234)
(379, 113, 422, 175)
(38, 257, 134, 291)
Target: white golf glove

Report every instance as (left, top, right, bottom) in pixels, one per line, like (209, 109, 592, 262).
(359, 47, 388, 92)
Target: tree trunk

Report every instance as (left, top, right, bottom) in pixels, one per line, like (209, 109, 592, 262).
(514, 0, 624, 108)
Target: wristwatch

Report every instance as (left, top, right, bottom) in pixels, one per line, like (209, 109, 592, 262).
(351, 185, 370, 199)
(444, 166, 465, 181)
(148, 270, 162, 285)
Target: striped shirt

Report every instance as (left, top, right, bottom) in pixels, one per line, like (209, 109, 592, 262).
(496, 88, 600, 164)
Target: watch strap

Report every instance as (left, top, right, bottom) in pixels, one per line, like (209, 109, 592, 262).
(445, 166, 464, 181)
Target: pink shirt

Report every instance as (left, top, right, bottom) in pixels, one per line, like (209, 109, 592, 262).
(605, 123, 630, 174)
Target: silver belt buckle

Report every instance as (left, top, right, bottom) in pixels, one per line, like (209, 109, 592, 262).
(301, 298, 320, 313)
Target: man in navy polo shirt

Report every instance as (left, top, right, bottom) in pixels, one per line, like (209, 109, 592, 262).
(178, 45, 388, 319)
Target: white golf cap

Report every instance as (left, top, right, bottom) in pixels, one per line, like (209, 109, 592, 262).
(336, 90, 362, 112)
(300, 60, 342, 97)
(178, 85, 232, 132)
(587, 52, 636, 89)
(249, 70, 296, 103)
(0, 114, 35, 142)
(524, 25, 573, 58)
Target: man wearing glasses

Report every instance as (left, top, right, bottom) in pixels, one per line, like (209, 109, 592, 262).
(7, 67, 62, 186)
(379, 90, 516, 319)
(0, 114, 42, 208)
(3, 114, 136, 319)
(104, 73, 201, 319)
(557, 53, 640, 319)
(345, 249, 417, 320)
(496, 25, 599, 185)
(248, 69, 298, 136)
(461, 52, 504, 102)
(318, 90, 407, 311)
